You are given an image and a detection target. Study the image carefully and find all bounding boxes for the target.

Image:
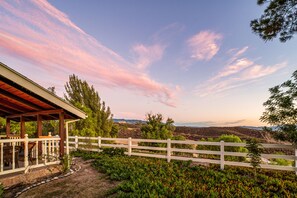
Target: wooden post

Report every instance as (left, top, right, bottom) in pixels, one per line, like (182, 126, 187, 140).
(220, 140, 225, 170)
(75, 136, 78, 150)
(167, 139, 171, 163)
(59, 112, 65, 157)
(98, 136, 101, 152)
(36, 115, 42, 137)
(12, 142, 15, 170)
(37, 115, 42, 155)
(24, 134, 29, 173)
(295, 148, 297, 175)
(6, 118, 10, 137)
(128, 137, 132, 156)
(0, 143, 3, 172)
(20, 116, 25, 138)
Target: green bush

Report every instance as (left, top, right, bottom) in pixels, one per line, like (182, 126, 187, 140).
(218, 134, 248, 162)
(197, 135, 247, 161)
(0, 183, 3, 198)
(270, 152, 293, 166)
(101, 148, 125, 156)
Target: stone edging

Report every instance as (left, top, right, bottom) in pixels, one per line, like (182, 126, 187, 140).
(14, 158, 81, 198)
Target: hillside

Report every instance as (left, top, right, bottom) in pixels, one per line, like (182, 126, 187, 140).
(117, 124, 271, 142)
(174, 126, 269, 141)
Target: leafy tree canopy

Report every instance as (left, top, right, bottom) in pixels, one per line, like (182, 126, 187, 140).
(260, 70, 297, 144)
(251, 0, 297, 42)
(64, 74, 117, 137)
(141, 113, 175, 140)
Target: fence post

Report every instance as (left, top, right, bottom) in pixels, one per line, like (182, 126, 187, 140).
(98, 136, 101, 152)
(295, 148, 297, 175)
(128, 137, 132, 156)
(75, 136, 78, 150)
(220, 140, 224, 170)
(167, 139, 171, 163)
(24, 134, 29, 173)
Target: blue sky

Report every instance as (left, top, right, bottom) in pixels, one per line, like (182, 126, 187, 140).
(1, 0, 297, 126)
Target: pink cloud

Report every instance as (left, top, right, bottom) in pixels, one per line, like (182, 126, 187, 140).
(0, 0, 177, 107)
(196, 47, 287, 96)
(132, 44, 165, 69)
(187, 31, 222, 61)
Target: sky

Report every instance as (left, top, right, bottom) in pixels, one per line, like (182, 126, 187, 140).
(1, 0, 297, 127)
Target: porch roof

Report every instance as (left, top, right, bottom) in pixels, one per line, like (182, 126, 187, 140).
(0, 62, 86, 121)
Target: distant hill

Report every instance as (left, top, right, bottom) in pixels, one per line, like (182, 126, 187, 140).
(113, 118, 146, 124)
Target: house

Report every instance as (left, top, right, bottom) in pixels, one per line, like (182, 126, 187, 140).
(0, 62, 86, 176)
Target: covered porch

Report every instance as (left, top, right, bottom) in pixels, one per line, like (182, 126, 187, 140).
(0, 62, 86, 175)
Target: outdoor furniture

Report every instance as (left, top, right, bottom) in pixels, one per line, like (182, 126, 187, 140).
(1, 146, 20, 168)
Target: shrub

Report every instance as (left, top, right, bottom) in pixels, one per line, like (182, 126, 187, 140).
(101, 147, 125, 156)
(246, 138, 263, 176)
(270, 152, 293, 166)
(197, 135, 247, 161)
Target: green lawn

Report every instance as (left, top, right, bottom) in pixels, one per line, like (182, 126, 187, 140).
(72, 149, 297, 198)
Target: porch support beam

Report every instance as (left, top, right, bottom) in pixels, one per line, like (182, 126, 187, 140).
(59, 112, 65, 156)
(6, 118, 10, 137)
(20, 116, 25, 138)
(37, 114, 42, 137)
(6, 109, 64, 119)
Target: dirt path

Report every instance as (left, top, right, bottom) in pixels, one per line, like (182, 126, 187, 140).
(11, 158, 119, 198)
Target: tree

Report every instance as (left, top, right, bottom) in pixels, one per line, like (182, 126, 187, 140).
(260, 70, 297, 144)
(246, 138, 263, 176)
(141, 113, 175, 140)
(251, 0, 297, 42)
(64, 74, 117, 137)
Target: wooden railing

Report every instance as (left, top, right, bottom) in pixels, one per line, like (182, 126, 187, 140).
(0, 134, 60, 176)
(68, 136, 297, 174)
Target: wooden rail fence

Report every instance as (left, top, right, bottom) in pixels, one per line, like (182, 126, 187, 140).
(68, 136, 297, 174)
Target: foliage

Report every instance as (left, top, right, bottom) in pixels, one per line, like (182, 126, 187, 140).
(101, 148, 125, 156)
(251, 0, 297, 42)
(260, 70, 297, 144)
(72, 150, 297, 197)
(141, 113, 175, 140)
(246, 138, 264, 175)
(270, 152, 293, 166)
(140, 113, 175, 147)
(64, 74, 117, 137)
(61, 154, 72, 173)
(197, 135, 247, 161)
(0, 183, 3, 198)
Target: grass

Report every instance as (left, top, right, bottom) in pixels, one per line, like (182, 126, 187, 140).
(73, 149, 297, 197)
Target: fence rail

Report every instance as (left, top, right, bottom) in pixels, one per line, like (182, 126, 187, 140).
(68, 136, 297, 174)
(0, 134, 60, 176)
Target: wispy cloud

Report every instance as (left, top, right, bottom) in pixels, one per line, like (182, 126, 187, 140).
(196, 47, 287, 96)
(132, 44, 165, 70)
(187, 31, 222, 61)
(0, 0, 177, 107)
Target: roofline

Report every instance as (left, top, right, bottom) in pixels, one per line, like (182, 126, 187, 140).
(0, 62, 86, 119)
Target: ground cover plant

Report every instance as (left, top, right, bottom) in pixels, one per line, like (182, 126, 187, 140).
(73, 149, 297, 197)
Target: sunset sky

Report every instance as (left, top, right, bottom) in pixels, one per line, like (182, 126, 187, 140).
(1, 0, 297, 126)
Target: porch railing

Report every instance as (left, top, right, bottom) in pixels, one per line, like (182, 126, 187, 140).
(0, 134, 60, 176)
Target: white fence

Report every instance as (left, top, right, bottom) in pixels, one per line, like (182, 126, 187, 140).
(68, 136, 297, 174)
(0, 134, 60, 176)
